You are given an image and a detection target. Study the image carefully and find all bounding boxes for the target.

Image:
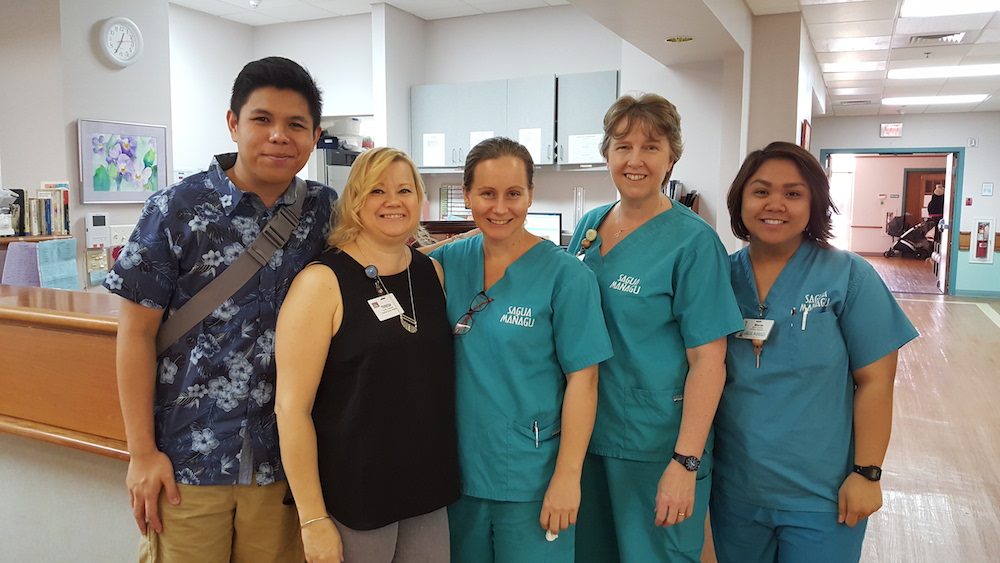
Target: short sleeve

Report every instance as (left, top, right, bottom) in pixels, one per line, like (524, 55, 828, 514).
(104, 191, 179, 308)
(671, 231, 745, 348)
(839, 259, 919, 370)
(551, 258, 613, 374)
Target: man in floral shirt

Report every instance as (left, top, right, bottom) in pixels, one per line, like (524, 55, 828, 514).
(106, 57, 337, 562)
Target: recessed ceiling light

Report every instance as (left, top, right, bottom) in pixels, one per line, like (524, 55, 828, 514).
(665, 36, 694, 43)
(888, 64, 1000, 79)
(882, 94, 990, 105)
(901, 0, 1000, 18)
(822, 61, 887, 73)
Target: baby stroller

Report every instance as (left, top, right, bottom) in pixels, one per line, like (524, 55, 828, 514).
(884, 216, 934, 260)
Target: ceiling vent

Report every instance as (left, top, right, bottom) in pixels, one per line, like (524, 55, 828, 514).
(839, 99, 873, 106)
(907, 32, 967, 46)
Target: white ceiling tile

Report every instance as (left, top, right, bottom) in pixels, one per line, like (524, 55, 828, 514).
(307, 0, 376, 16)
(220, 10, 285, 24)
(471, 0, 549, 12)
(543, 0, 570, 5)
(889, 44, 973, 60)
(169, 0, 245, 16)
(825, 70, 888, 81)
(387, 0, 465, 11)
(826, 79, 886, 88)
(895, 13, 995, 35)
(411, 5, 483, 19)
(802, 1, 898, 26)
(257, 3, 340, 20)
(808, 19, 894, 40)
(831, 104, 882, 116)
(976, 28, 1000, 42)
(817, 50, 891, 64)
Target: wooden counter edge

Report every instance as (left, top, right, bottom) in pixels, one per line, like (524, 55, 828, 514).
(0, 414, 129, 461)
(0, 306, 118, 334)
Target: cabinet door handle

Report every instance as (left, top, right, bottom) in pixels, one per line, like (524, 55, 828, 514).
(547, 144, 552, 161)
(452, 148, 457, 164)
(458, 148, 464, 163)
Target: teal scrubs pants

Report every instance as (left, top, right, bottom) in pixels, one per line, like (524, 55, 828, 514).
(710, 492, 867, 563)
(448, 495, 574, 563)
(576, 452, 710, 563)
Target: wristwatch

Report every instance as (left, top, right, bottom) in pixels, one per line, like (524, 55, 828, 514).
(853, 464, 882, 481)
(672, 452, 701, 472)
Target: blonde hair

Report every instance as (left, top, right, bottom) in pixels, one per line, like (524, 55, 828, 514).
(327, 147, 426, 248)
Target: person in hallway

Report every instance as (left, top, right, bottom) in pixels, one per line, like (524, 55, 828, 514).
(275, 147, 460, 563)
(430, 137, 613, 563)
(927, 183, 945, 242)
(569, 93, 744, 562)
(106, 57, 337, 562)
(711, 141, 919, 563)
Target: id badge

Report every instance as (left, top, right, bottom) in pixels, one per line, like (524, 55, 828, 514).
(735, 318, 774, 341)
(367, 293, 403, 321)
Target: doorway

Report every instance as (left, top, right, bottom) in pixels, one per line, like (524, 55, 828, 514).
(820, 148, 964, 295)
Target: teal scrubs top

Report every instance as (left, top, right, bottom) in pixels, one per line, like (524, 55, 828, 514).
(431, 236, 613, 502)
(568, 202, 744, 462)
(714, 241, 918, 512)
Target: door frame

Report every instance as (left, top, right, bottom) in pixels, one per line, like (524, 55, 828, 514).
(819, 147, 966, 295)
(901, 167, 945, 224)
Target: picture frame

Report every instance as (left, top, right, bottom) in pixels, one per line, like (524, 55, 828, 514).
(800, 119, 812, 151)
(78, 118, 168, 204)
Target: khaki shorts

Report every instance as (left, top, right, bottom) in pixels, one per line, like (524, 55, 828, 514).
(139, 480, 303, 563)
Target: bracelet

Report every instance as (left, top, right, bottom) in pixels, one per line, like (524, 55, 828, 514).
(300, 515, 331, 529)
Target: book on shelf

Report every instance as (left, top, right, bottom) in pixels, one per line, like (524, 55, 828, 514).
(37, 185, 69, 235)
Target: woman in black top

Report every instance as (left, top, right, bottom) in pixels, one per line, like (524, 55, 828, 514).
(276, 147, 459, 563)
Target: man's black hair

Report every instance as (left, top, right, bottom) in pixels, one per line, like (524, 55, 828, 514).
(230, 57, 322, 129)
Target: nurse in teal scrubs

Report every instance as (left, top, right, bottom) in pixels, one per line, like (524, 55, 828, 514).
(569, 93, 744, 562)
(711, 141, 918, 563)
(431, 137, 613, 563)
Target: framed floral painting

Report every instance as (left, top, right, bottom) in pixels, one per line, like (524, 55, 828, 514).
(78, 118, 168, 203)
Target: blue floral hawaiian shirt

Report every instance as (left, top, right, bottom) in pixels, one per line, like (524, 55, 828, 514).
(105, 153, 337, 487)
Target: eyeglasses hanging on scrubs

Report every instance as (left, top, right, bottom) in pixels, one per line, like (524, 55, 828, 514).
(453, 291, 493, 335)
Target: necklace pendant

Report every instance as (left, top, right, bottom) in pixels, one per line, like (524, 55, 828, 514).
(400, 314, 418, 333)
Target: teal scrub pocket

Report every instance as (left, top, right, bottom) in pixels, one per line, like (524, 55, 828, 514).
(507, 419, 561, 499)
(624, 386, 684, 455)
(788, 309, 844, 370)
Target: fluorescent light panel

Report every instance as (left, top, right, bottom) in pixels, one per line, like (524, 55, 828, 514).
(901, 0, 1000, 17)
(881, 94, 990, 105)
(888, 64, 1000, 79)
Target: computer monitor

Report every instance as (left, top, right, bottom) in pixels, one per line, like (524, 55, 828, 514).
(525, 212, 562, 245)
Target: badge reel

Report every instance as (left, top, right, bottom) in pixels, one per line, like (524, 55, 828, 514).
(577, 229, 598, 261)
(735, 318, 774, 368)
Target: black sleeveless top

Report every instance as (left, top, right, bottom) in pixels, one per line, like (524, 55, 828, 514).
(311, 247, 460, 530)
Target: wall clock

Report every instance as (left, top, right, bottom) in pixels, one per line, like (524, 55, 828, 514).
(100, 17, 143, 67)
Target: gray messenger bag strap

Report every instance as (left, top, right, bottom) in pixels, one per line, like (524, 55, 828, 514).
(154, 178, 307, 356)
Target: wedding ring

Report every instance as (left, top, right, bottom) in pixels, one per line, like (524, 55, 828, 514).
(677, 512, 685, 517)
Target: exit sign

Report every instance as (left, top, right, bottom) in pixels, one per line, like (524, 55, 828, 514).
(880, 123, 903, 138)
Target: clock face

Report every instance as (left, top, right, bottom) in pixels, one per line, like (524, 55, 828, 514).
(100, 17, 143, 67)
(106, 23, 137, 61)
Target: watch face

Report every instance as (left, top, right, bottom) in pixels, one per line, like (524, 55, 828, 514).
(685, 457, 700, 471)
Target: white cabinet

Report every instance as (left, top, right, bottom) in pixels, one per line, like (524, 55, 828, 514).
(410, 70, 618, 168)
(410, 79, 506, 168)
(556, 70, 619, 165)
(506, 74, 556, 165)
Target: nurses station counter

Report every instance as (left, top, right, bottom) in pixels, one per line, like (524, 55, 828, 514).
(0, 285, 126, 460)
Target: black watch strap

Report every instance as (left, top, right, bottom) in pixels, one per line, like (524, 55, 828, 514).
(853, 464, 882, 481)
(672, 452, 701, 472)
